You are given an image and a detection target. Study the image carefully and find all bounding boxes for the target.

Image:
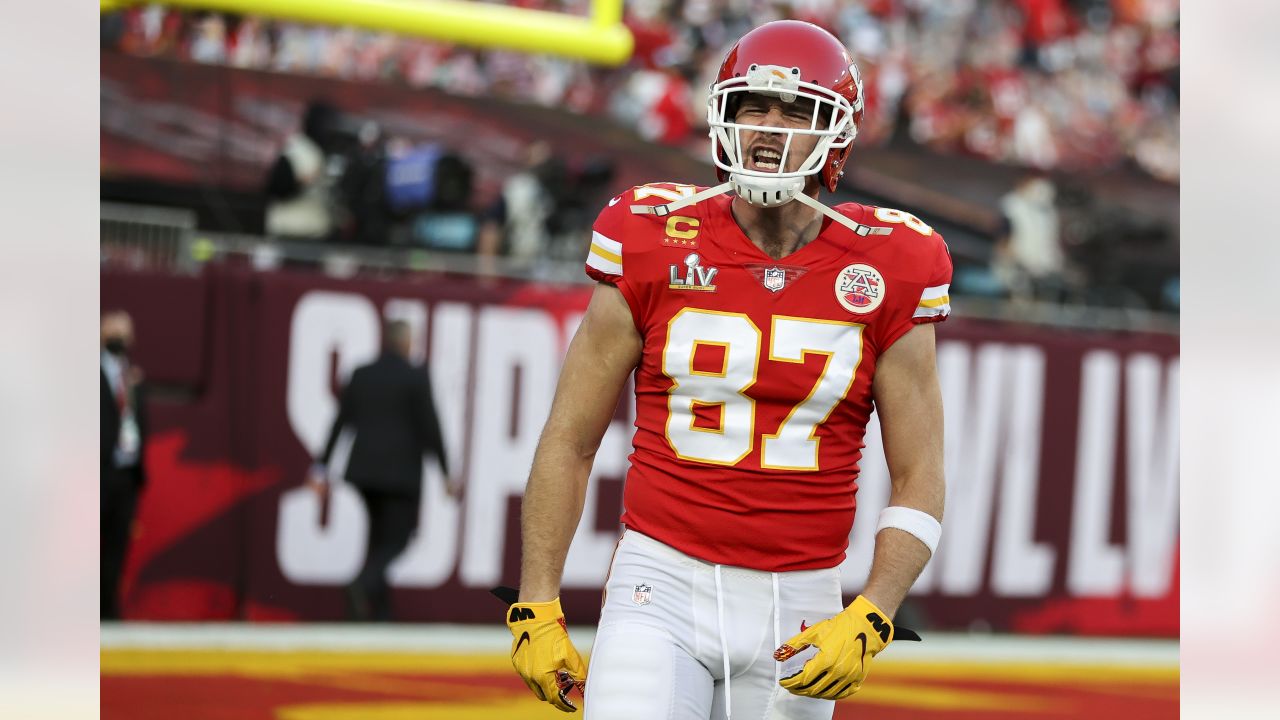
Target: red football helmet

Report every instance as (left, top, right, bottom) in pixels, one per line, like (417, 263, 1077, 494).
(708, 21, 865, 195)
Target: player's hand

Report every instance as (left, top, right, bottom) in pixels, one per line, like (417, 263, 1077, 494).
(504, 596, 587, 712)
(774, 595, 915, 700)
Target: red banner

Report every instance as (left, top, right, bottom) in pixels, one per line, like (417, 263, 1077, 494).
(106, 266, 1178, 636)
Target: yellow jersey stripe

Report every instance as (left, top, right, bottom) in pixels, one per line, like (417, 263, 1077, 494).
(586, 251, 622, 276)
(590, 243, 622, 265)
(913, 306, 950, 319)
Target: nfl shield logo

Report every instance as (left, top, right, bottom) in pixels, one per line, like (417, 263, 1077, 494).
(764, 267, 785, 292)
(632, 583, 652, 606)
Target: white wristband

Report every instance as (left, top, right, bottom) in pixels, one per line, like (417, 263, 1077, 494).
(876, 506, 941, 555)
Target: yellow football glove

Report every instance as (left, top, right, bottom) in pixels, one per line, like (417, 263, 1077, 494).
(773, 595, 916, 700)
(503, 594, 588, 712)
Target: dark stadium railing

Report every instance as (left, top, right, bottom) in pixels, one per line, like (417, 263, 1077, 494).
(101, 203, 1177, 335)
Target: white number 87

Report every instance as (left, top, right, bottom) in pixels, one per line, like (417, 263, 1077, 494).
(662, 309, 863, 471)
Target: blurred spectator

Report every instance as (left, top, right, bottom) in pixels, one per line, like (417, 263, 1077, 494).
(229, 16, 274, 69)
(384, 140, 478, 251)
(1010, 80, 1059, 169)
(993, 174, 1067, 301)
(476, 143, 616, 273)
(101, 310, 148, 620)
(610, 67, 695, 146)
(1013, 0, 1072, 60)
(114, 4, 183, 57)
(484, 141, 556, 268)
(189, 12, 228, 64)
(545, 156, 617, 262)
(385, 143, 447, 224)
(334, 121, 392, 246)
(307, 320, 454, 621)
(264, 100, 341, 240)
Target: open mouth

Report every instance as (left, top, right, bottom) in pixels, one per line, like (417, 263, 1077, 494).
(749, 146, 784, 172)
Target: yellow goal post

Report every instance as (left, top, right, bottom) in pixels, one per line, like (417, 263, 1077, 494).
(100, 0, 634, 66)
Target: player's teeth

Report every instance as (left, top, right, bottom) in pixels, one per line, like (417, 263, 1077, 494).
(755, 149, 781, 169)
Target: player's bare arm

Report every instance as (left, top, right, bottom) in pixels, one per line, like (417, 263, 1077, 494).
(504, 282, 641, 712)
(518, 282, 642, 603)
(863, 322, 945, 618)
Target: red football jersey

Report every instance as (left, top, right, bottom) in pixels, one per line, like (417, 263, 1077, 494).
(586, 183, 952, 572)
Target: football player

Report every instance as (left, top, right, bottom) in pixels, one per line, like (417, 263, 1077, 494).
(505, 19, 950, 719)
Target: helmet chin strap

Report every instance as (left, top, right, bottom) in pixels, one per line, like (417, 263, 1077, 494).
(790, 191, 892, 237)
(730, 173, 805, 208)
(631, 175, 890, 238)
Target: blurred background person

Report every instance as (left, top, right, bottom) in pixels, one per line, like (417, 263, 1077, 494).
(385, 139, 478, 252)
(307, 319, 455, 621)
(264, 99, 342, 241)
(476, 143, 616, 276)
(485, 141, 556, 270)
(333, 119, 392, 247)
(992, 173, 1068, 301)
(100, 310, 147, 620)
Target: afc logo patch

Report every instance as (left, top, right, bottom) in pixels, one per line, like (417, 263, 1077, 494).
(632, 583, 652, 606)
(835, 263, 886, 314)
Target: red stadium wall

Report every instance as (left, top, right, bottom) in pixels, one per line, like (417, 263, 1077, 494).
(103, 267, 1178, 636)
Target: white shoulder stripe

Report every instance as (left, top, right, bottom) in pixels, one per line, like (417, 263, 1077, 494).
(592, 231, 622, 255)
(920, 284, 949, 301)
(586, 250, 622, 276)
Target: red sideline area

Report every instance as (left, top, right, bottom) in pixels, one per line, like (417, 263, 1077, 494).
(102, 647, 1177, 719)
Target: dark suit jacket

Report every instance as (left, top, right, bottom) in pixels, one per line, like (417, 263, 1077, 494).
(319, 352, 449, 496)
(101, 368, 148, 486)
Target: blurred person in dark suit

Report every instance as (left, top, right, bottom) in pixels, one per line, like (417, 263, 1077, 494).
(307, 319, 455, 621)
(101, 310, 148, 620)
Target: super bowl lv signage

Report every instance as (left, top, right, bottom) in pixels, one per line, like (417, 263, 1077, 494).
(106, 267, 1178, 635)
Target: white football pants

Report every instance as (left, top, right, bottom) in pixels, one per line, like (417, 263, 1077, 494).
(584, 529, 844, 720)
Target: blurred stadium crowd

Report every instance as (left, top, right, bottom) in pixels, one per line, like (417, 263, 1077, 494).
(103, 0, 1178, 181)
(100, 1, 1179, 316)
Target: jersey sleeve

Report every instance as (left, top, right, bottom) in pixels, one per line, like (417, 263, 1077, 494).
(586, 182, 700, 285)
(871, 229, 953, 353)
(585, 183, 702, 328)
(584, 187, 652, 329)
(585, 187, 648, 285)
(910, 234, 953, 325)
(585, 222, 625, 284)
